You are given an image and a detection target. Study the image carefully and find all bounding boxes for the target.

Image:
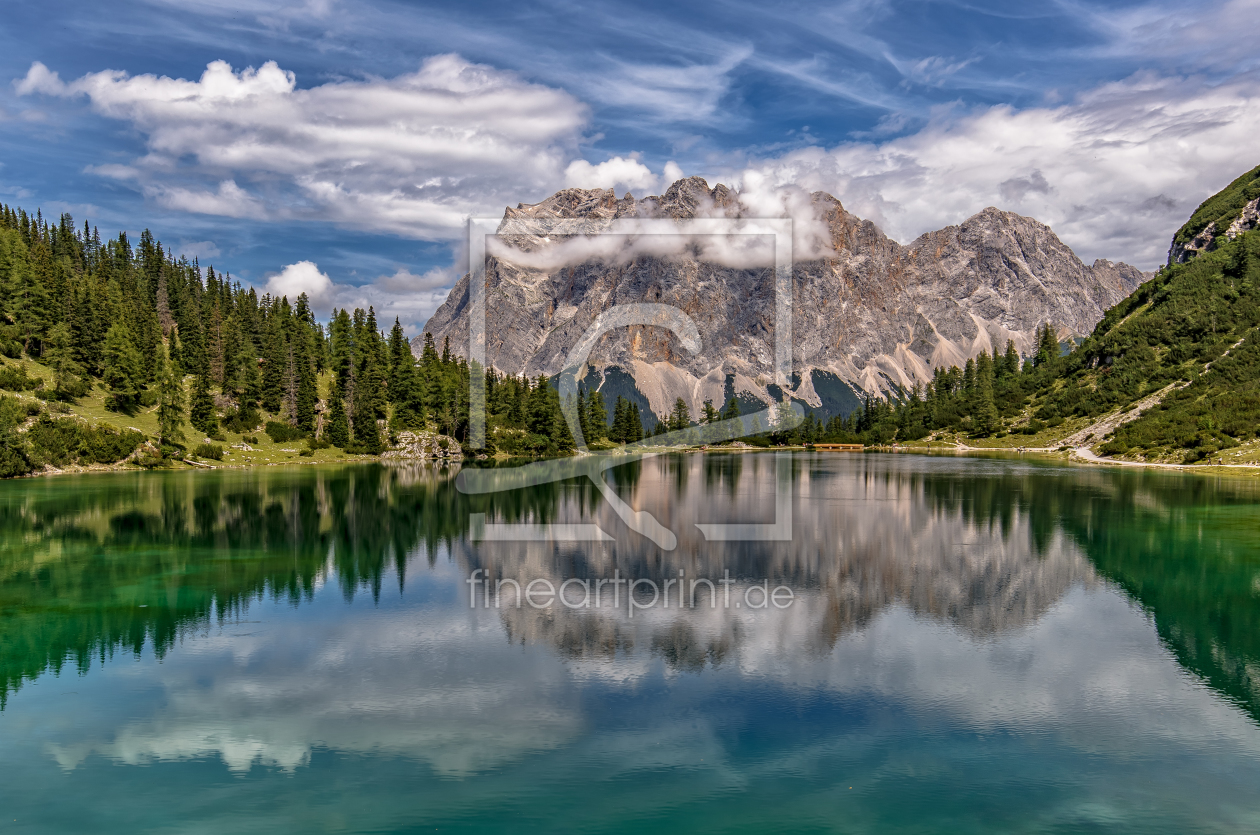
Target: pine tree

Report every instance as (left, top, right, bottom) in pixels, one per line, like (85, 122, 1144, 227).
(702, 399, 718, 424)
(586, 390, 608, 440)
(295, 358, 316, 433)
(43, 322, 83, 397)
(102, 323, 144, 411)
(155, 343, 185, 448)
(261, 315, 285, 413)
(668, 398, 691, 432)
(973, 350, 999, 435)
(610, 396, 627, 443)
(326, 379, 350, 447)
(1035, 322, 1060, 367)
(351, 368, 383, 453)
(629, 403, 644, 442)
(189, 371, 218, 435)
(1002, 339, 1020, 378)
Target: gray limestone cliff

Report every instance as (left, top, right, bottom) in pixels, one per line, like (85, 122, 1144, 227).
(418, 177, 1145, 419)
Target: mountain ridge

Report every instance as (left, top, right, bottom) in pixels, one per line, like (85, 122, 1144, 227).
(419, 178, 1145, 420)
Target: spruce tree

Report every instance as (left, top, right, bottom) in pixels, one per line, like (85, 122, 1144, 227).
(351, 369, 384, 453)
(102, 323, 144, 411)
(668, 398, 691, 432)
(296, 359, 317, 433)
(702, 399, 718, 424)
(1035, 322, 1059, 367)
(973, 351, 999, 435)
(189, 371, 218, 435)
(326, 380, 350, 448)
(1002, 339, 1020, 378)
(261, 316, 285, 413)
(155, 343, 185, 448)
(629, 404, 644, 442)
(586, 390, 608, 440)
(43, 322, 83, 397)
(610, 396, 626, 443)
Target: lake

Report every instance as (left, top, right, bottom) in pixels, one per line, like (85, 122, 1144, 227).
(1, 452, 1259, 833)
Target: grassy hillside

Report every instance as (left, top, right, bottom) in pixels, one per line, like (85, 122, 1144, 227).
(1173, 164, 1260, 249)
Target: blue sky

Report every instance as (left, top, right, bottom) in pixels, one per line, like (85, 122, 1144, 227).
(1, 0, 1257, 330)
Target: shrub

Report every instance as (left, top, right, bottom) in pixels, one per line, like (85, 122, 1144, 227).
(0, 429, 33, 477)
(222, 406, 261, 434)
(80, 424, 145, 464)
(25, 416, 146, 467)
(307, 437, 331, 451)
(0, 364, 41, 391)
(242, 435, 259, 445)
(265, 420, 307, 443)
(192, 443, 224, 460)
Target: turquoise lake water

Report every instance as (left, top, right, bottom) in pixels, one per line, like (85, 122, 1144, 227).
(1, 452, 1258, 833)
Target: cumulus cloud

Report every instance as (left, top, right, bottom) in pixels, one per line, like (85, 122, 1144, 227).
(563, 156, 659, 194)
(342, 266, 459, 330)
(16, 55, 588, 239)
(729, 71, 1260, 267)
(266, 260, 334, 306)
(259, 261, 455, 331)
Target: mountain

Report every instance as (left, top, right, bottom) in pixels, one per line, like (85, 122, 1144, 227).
(418, 177, 1145, 421)
(1036, 164, 1260, 463)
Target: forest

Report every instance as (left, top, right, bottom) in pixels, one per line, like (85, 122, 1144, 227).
(0, 203, 588, 475)
(2, 161, 1258, 472)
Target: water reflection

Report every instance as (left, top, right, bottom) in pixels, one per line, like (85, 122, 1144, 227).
(3, 455, 1260, 832)
(1, 453, 1257, 727)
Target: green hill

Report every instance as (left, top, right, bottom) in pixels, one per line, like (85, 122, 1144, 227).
(804, 162, 1260, 465)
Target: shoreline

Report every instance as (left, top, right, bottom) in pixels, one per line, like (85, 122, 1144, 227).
(17, 439, 1260, 481)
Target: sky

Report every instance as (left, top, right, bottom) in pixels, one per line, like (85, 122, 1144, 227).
(0, 0, 1257, 332)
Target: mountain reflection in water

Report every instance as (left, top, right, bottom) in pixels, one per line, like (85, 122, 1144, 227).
(1, 452, 1256, 725)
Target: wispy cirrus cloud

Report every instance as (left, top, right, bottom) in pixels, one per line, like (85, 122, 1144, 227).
(729, 70, 1260, 268)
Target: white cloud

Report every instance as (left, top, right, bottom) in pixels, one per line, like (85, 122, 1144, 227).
(257, 262, 455, 331)
(266, 260, 334, 306)
(150, 179, 266, 219)
(564, 156, 659, 194)
(342, 266, 458, 331)
(176, 240, 222, 261)
(16, 55, 588, 239)
(730, 71, 1260, 267)
(1078, 0, 1260, 73)
(587, 48, 751, 124)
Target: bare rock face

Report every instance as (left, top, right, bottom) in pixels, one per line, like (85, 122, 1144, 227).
(1226, 197, 1260, 240)
(382, 431, 463, 461)
(419, 178, 1146, 418)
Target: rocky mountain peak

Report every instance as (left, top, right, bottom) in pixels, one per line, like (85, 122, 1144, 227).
(419, 178, 1147, 421)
